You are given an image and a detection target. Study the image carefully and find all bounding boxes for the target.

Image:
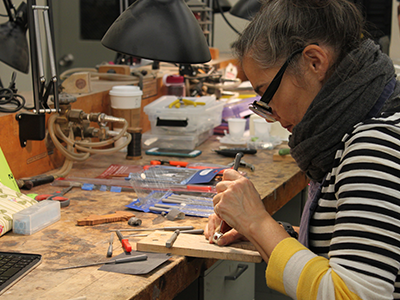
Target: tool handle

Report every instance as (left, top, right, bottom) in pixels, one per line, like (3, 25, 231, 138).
(166, 230, 180, 248)
(180, 229, 204, 234)
(121, 239, 132, 252)
(107, 244, 113, 257)
(48, 195, 68, 201)
(163, 226, 194, 231)
(169, 161, 189, 167)
(35, 194, 51, 201)
(233, 152, 244, 171)
(113, 254, 148, 264)
(116, 230, 132, 252)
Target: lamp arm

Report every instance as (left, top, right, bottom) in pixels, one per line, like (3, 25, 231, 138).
(3, 0, 15, 22)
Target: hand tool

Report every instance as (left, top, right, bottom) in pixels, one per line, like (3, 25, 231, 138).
(166, 230, 180, 248)
(150, 160, 189, 167)
(106, 233, 114, 257)
(213, 152, 243, 244)
(127, 217, 142, 226)
(214, 148, 257, 157)
(116, 230, 132, 253)
(57, 254, 148, 270)
(110, 226, 194, 232)
(180, 229, 204, 234)
(227, 159, 255, 172)
(18, 174, 56, 190)
(35, 186, 73, 207)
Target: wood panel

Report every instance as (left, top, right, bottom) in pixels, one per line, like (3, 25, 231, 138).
(137, 231, 262, 263)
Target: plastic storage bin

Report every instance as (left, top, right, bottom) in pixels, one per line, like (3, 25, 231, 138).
(13, 200, 61, 235)
(142, 127, 213, 150)
(143, 95, 224, 135)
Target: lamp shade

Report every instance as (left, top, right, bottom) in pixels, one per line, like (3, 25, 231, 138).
(229, 0, 261, 20)
(0, 2, 29, 73)
(213, 0, 231, 13)
(101, 0, 211, 64)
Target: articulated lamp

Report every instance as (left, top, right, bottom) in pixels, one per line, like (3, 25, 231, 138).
(0, 0, 29, 73)
(101, 0, 211, 64)
(229, 0, 261, 20)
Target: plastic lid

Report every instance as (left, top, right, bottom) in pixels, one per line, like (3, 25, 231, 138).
(166, 75, 184, 84)
(109, 85, 143, 96)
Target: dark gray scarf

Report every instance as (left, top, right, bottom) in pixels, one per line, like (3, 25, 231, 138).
(289, 39, 400, 182)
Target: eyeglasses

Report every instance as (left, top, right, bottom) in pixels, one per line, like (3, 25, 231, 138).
(249, 47, 306, 122)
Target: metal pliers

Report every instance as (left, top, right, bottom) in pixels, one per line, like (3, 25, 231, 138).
(227, 160, 255, 172)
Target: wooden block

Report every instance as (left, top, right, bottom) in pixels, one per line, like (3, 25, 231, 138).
(62, 72, 92, 94)
(137, 231, 262, 263)
(98, 64, 131, 75)
(209, 47, 219, 60)
(77, 211, 135, 226)
(273, 152, 295, 162)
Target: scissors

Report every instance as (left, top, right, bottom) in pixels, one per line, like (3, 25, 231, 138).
(35, 186, 73, 208)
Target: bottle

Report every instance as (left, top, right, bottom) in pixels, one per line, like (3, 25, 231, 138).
(165, 75, 185, 97)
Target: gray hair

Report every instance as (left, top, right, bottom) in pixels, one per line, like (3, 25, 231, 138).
(232, 0, 365, 71)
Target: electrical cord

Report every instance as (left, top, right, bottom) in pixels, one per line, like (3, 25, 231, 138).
(0, 72, 26, 113)
(215, 0, 241, 36)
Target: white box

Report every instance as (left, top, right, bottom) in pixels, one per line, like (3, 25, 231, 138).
(143, 95, 224, 135)
(13, 200, 60, 235)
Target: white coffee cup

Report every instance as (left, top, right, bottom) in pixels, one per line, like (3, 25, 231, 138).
(228, 118, 246, 141)
(253, 118, 271, 141)
(109, 85, 143, 129)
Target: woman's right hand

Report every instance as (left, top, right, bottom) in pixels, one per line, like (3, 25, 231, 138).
(204, 213, 247, 246)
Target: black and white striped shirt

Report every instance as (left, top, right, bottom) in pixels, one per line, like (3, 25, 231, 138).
(309, 112, 400, 298)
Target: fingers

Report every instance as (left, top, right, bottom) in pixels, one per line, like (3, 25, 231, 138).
(204, 214, 221, 240)
(217, 229, 244, 246)
(222, 168, 242, 181)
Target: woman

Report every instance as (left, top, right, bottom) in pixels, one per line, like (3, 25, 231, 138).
(205, 0, 400, 299)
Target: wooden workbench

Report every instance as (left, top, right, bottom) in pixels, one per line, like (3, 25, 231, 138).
(0, 135, 308, 300)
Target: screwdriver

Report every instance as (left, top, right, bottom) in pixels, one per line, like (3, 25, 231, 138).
(214, 152, 243, 243)
(106, 233, 114, 257)
(110, 226, 194, 232)
(57, 254, 148, 270)
(116, 230, 132, 253)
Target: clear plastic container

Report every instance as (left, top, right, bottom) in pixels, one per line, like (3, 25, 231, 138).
(165, 75, 185, 97)
(13, 200, 61, 235)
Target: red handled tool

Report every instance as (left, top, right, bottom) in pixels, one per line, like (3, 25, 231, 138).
(35, 186, 73, 207)
(116, 230, 132, 253)
(150, 160, 189, 167)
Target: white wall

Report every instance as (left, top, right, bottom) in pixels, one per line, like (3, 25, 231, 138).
(390, 0, 400, 62)
(2, 0, 400, 92)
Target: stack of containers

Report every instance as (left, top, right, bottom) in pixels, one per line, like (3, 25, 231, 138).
(142, 95, 224, 150)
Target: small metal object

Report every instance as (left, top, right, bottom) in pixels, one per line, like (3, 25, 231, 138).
(212, 231, 224, 244)
(127, 217, 142, 226)
(110, 226, 194, 232)
(57, 254, 148, 270)
(213, 152, 243, 245)
(227, 160, 255, 172)
(166, 229, 180, 248)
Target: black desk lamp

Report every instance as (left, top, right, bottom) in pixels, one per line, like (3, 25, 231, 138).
(229, 0, 261, 20)
(0, 0, 29, 73)
(101, 0, 211, 64)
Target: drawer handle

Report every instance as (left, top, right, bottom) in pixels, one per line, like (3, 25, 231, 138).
(156, 117, 188, 127)
(224, 264, 248, 281)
